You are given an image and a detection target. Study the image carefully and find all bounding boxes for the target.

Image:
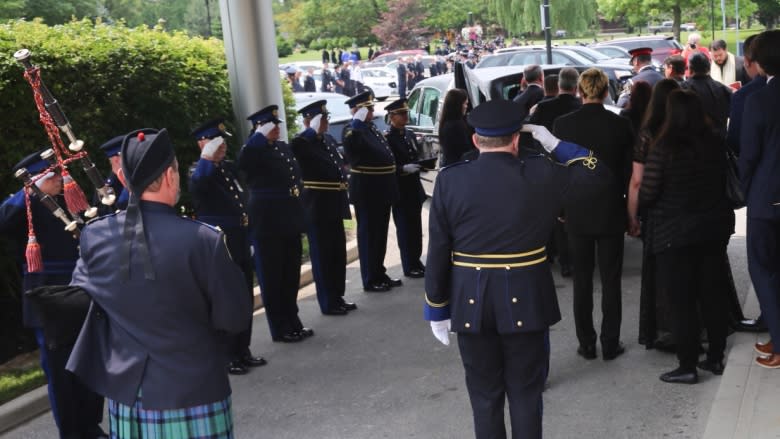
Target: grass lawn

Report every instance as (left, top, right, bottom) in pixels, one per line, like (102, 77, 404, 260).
(0, 355, 45, 405)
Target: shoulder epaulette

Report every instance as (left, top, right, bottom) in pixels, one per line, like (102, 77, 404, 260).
(86, 210, 121, 225)
(180, 216, 223, 234)
(438, 159, 472, 173)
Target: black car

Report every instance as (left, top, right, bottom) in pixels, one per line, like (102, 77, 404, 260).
(405, 63, 634, 165)
(293, 92, 388, 146)
(591, 35, 683, 66)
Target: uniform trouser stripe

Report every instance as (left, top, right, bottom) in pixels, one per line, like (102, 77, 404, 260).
(308, 218, 347, 312)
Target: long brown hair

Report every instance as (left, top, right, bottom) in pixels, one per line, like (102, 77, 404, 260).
(651, 89, 715, 159)
(640, 79, 680, 137)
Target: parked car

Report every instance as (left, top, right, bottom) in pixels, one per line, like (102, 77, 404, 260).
(280, 61, 324, 91)
(405, 63, 634, 164)
(476, 47, 594, 68)
(293, 92, 388, 145)
(590, 45, 632, 59)
(370, 49, 427, 65)
(384, 55, 438, 78)
(556, 45, 630, 66)
(591, 35, 683, 65)
(648, 21, 697, 33)
(359, 67, 398, 101)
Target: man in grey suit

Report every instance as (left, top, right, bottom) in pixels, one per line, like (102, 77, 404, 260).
(67, 128, 251, 436)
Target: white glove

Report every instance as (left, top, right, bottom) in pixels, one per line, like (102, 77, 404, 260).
(34, 171, 56, 189)
(257, 122, 275, 137)
(353, 107, 369, 122)
(402, 163, 421, 174)
(520, 124, 560, 153)
(310, 114, 323, 133)
(430, 319, 451, 346)
(201, 136, 223, 160)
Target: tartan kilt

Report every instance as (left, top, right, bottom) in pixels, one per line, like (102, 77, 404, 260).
(108, 391, 233, 439)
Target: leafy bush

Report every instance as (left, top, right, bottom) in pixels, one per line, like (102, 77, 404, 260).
(276, 35, 292, 57)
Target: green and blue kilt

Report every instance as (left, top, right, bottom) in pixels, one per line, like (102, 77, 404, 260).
(108, 390, 233, 439)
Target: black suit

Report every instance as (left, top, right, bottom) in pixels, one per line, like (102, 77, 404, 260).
(553, 103, 634, 352)
(512, 84, 544, 114)
(530, 93, 583, 270)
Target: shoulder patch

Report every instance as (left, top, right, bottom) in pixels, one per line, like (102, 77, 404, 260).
(181, 216, 223, 234)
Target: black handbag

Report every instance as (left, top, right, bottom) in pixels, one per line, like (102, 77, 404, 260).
(24, 285, 91, 350)
(724, 145, 745, 209)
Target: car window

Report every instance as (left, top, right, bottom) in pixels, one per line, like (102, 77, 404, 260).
(406, 88, 422, 125)
(419, 88, 440, 128)
(551, 52, 573, 65)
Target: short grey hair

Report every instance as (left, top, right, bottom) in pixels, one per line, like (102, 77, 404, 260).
(558, 67, 579, 92)
(474, 133, 515, 149)
(524, 64, 543, 83)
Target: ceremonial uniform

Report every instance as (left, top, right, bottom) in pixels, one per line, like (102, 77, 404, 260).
(0, 151, 104, 438)
(384, 98, 426, 277)
(240, 106, 311, 342)
(189, 118, 265, 374)
(291, 100, 354, 315)
(342, 92, 401, 291)
(96, 135, 129, 217)
(424, 100, 608, 439)
(67, 129, 249, 437)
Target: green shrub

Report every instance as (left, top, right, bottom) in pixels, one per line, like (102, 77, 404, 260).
(276, 35, 292, 57)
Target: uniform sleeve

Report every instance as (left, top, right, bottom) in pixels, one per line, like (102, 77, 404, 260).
(423, 177, 452, 321)
(0, 190, 27, 235)
(189, 158, 217, 197)
(206, 232, 252, 334)
(727, 90, 744, 154)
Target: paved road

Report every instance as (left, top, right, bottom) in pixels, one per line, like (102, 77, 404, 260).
(7, 202, 753, 439)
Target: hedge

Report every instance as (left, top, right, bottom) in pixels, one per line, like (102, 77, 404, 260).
(0, 18, 294, 361)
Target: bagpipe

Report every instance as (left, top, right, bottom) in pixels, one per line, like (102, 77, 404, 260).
(13, 48, 117, 271)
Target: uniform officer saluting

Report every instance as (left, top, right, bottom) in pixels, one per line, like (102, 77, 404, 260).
(189, 118, 266, 374)
(0, 151, 106, 438)
(96, 135, 129, 216)
(291, 100, 357, 316)
(342, 91, 402, 292)
(239, 105, 313, 343)
(424, 99, 609, 439)
(384, 98, 427, 278)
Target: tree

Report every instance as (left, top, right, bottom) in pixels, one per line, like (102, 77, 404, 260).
(372, 0, 429, 49)
(20, 0, 98, 24)
(421, 0, 492, 33)
(276, 0, 383, 47)
(488, 0, 597, 37)
(754, 0, 780, 28)
(597, 0, 709, 40)
(0, 0, 25, 21)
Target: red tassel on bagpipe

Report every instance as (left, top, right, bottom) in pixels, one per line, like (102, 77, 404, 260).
(62, 170, 90, 214)
(23, 191, 43, 273)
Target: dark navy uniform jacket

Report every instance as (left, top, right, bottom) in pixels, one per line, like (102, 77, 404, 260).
(238, 132, 306, 236)
(424, 143, 609, 334)
(386, 126, 426, 206)
(290, 129, 351, 222)
(66, 202, 251, 409)
(632, 65, 664, 88)
(0, 189, 79, 327)
(343, 119, 400, 204)
(188, 158, 250, 262)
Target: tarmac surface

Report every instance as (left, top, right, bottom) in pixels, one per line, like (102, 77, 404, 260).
(2, 197, 779, 438)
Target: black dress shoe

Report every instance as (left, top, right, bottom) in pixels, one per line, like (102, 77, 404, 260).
(603, 342, 626, 361)
(577, 344, 597, 360)
(697, 359, 725, 375)
(323, 306, 348, 316)
(734, 318, 769, 333)
(297, 327, 315, 338)
(242, 355, 268, 367)
(660, 368, 698, 384)
(228, 360, 250, 375)
(364, 283, 391, 292)
(560, 264, 571, 277)
(384, 277, 403, 287)
(272, 332, 304, 343)
(338, 300, 358, 311)
(406, 268, 425, 278)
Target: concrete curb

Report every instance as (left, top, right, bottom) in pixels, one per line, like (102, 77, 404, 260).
(0, 385, 49, 434)
(0, 235, 361, 434)
(702, 284, 780, 438)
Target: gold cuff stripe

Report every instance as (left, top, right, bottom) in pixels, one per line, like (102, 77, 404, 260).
(453, 256, 548, 268)
(425, 294, 449, 308)
(352, 165, 396, 170)
(350, 166, 396, 175)
(452, 247, 546, 259)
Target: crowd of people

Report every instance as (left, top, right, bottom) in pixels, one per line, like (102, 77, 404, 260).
(423, 29, 779, 438)
(1, 27, 778, 439)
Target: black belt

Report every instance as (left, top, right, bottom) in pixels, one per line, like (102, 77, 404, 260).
(451, 247, 547, 269)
